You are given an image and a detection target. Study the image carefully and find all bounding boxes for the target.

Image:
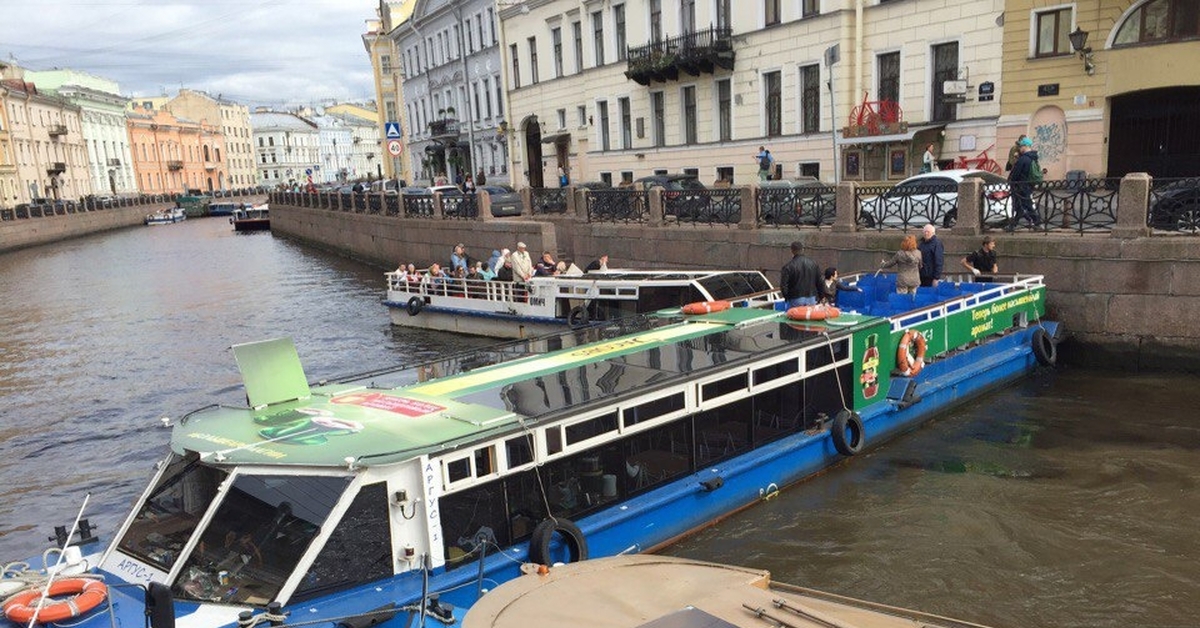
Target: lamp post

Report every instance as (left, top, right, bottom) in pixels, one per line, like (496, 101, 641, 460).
(1068, 27, 1095, 76)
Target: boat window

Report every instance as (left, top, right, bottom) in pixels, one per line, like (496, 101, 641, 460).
(697, 273, 757, 301)
(441, 479, 511, 569)
(694, 398, 753, 465)
(635, 285, 705, 312)
(701, 373, 748, 402)
(475, 446, 496, 476)
(546, 427, 564, 455)
(806, 338, 849, 370)
(293, 482, 391, 601)
(446, 458, 472, 484)
(172, 474, 351, 606)
(752, 357, 799, 386)
(565, 412, 618, 446)
(505, 435, 535, 469)
(751, 383, 807, 444)
(622, 392, 686, 427)
(117, 453, 228, 572)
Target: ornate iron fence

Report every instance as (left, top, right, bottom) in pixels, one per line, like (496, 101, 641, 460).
(1148, 177, 1200, 234)
(856, 184, 958, 230)
(385, 195, 401, 216)
(532, 188, 567, 214)
(586, 189, 649, 223)
(339, 192, 354, 211)
(367, 195, 383, 215)
(983, 179, 1119, 234)
(669, 188, 742, 226)
(441, 194, 478, 219)
(404, 194, 434, 218)
(757, 185, 837, 228)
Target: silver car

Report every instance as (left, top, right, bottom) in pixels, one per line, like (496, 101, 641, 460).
(858, 169, 1017, 229)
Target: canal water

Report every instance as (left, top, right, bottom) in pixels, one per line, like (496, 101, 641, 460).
(2, 218, 1197, 628)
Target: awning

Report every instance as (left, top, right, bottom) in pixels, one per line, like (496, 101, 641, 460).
(835, 124, 945, 147)
(541, 132, 571, 144)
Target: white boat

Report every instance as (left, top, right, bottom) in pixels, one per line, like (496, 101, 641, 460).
(464, 555, 995, 628)
(231, 204, 270, 231)
(144, 207, 186, 225)
(384, 268, 781, 338)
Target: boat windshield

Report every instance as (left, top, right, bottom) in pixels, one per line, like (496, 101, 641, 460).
(171, 473, 351, 606)
(117, 453, 228, 572)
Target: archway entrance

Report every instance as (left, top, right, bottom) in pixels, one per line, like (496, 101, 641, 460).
(524, 116, 544, 188)
(1109, 86, 1200, 177)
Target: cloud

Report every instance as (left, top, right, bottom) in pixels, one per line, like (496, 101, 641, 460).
(1, 0, 378, 107)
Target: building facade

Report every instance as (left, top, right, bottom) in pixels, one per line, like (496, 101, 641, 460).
(24, 69, 137, 198)
(318, 106, 387, 182)
(0, 72, 91, 204)
(250, 111, 320, 188)
(499, 0, 1005, 187)
(393, 0, 510, 186)
(364, 1, 416, 183)
(161, 89, 257, 189)
(1000, 0, 1200, 178)
(127, 105, 228, 194)
(308, 113, 356, 185)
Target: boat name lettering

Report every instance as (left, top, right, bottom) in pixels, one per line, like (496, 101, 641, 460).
(185, 432, 288, 459)
(424, 460, 442, 544)
(331, 392, 445, 417)
(971, 292, 1038, 322)
(570, 336, 649, 358)
(530, 297, 546, 306)
(115, 558, 154, 583)
(970, 319, 995, 337)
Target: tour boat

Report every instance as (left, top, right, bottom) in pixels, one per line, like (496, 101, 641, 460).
(463, 554, 996, 628)
(383, 268, 781, 338)
(144, 207, 186, 225)
(231, 205, 270, 231)
(0, 272, 1058, 628)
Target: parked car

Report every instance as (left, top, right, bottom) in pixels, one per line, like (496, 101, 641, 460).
(483, 185, 523, 217)
(634, 174, 708, 219)
(758, 178, 836, 226)
(859, 169, 1015, 229)
(371, 179, 407, 195)
(1149, 179, 1200, 232)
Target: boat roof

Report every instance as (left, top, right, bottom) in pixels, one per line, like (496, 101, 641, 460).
(462, 555, 994, 628)
(172, 307, 872, 467)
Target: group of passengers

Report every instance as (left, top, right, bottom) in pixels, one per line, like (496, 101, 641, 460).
(394, 242, 607, 300)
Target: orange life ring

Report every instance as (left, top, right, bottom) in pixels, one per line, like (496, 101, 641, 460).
(3, 579, 108, 624)
(897, 330, 927, 376)
(682, 300, 732, 315)
(785, 305, 841, 321)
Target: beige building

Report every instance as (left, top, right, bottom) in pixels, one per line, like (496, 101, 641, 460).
(363, 1, 416, 183)
(127, 105, 227, 194)
(500, 0, 1006, 187)
(1000, 0, 1200, 178)
(0, 67, 91, 204)
(159, 89, 256, 189)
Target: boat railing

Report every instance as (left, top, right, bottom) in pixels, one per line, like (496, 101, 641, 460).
(387, 271, 546, 305)
(841, 271, 1044, 332)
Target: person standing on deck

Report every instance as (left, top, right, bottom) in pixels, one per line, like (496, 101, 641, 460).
(918, 224, 944, 287)
(780, 241, 823, 307)
(511, 242, 534, 283)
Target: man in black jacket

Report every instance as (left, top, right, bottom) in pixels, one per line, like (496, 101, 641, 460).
(781, 241, 822, 307)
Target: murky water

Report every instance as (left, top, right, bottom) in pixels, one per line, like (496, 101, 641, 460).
(1, 219, 1197, 628)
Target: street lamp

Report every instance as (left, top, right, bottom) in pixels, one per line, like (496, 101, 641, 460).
(1068, 27, 1095, 76)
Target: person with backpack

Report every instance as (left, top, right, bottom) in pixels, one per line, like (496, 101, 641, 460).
(1006, 137, 1041, 231)
(755, 146, 774, 181)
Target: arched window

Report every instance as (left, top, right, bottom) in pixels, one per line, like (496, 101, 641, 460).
(1114, 0, 1200, 46)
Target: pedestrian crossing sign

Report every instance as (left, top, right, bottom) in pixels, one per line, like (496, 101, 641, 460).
(385, 122, 401, 139)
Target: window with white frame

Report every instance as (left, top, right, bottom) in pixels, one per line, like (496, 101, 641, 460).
(1034, 6, 1073, 56)
(682, 86, 697, 144)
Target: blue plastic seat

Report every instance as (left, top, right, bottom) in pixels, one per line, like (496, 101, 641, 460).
(888, 292, 916, 313)
(937, 281, 959, 296)
(959, 282, 987, 293)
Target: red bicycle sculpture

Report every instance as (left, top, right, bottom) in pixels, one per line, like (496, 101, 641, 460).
(954, 144, 1002, 174)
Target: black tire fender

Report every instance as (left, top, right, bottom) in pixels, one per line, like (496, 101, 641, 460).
(528, 517, 588, 566)
(831, 409, 865, 456)
(567, 305, 589, 329)
(406, 296, 424, 316)
(1032, 327, 1056, 366)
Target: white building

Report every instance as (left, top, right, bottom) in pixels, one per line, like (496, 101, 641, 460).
(309, 113, 356, 184)
(499, 0, 1005, 186)
(392, 0, 510, 186)
(250, 111, 320, 188)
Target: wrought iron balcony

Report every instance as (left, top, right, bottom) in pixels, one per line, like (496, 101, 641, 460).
(428, 118, 461, 140)
(107, 158, 121, 167)
(167, 160, 184, 171)
(48, 124, 68, 137)
(625, 26, 735, 86)
(47, 162, 66, 174)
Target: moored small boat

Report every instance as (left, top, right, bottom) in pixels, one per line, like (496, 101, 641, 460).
(231, 204, 270, 231)
(144, 207, 186, 225)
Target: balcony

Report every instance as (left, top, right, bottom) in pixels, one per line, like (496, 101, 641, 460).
(625, 26, 735, 86)
(428, 118, 461, 140)
(167, 160, 184, 171)
(204, 161, 218, 170)
(107, 158, 121, 167)
(47, 162, 66, 174)
(48, 124, 68, 137)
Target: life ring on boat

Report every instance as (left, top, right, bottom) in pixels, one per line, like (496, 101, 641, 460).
(896, 330, 927, 376)
(682, 300, 731, 315)
(406, 296, 424, 316)
(2, 579, 108, 624)
(568, 305, 589, 329)
(1032, 327, 1056, 366)
(528, 517, 589, 566)
(831, 409, 865, 456)
(786, 305, 840, 321)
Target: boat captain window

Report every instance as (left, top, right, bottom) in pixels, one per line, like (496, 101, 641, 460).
(117, 453, 228, 571)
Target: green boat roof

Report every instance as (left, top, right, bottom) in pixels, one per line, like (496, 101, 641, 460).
(172, 307, 866, 468)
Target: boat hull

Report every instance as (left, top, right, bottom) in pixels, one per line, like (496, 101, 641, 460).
(385, 300, 564, 338)
(232, 219, 270, 231)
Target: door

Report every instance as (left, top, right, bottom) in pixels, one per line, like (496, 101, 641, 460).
(1109, 86, 1200, 178)
(931, 42, 959, 123)
(524, 116, 544, 188)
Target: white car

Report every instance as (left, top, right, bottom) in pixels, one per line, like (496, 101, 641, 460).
(859, 169, 1018, 229)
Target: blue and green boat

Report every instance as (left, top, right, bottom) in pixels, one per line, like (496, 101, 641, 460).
(0, 272, 1058, 628)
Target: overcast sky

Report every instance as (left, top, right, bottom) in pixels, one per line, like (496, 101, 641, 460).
(2, 0, 380, 108)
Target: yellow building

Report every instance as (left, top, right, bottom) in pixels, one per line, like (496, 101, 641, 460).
(363, 0, 416, 183)
(0, 70, 91, 204)
(1001, 0, 1200, 178)
(162, 90, 257, 189)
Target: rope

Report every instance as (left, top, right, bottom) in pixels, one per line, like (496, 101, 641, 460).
(518, 418, 556, 525)
(822, 332, 851, 414)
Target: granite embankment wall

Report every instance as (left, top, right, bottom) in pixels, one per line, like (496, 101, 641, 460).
(0, 203, 175, 252)
(270, 181, 1200, 372)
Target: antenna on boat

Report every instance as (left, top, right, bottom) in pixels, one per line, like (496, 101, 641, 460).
(25, 493, 90, 628)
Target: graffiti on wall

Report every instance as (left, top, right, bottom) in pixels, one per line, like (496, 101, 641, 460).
(1033, 122, 1065, 163)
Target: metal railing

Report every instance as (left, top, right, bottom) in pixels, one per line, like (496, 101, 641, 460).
(532, 188, 567, 214)
(985, 179, 1120, 234)
(1148, 177, 1200, 234)
(385, 194, 401, 216)
(441, 194, 478, 219)
(668, 188, 742, 226)
(855, 184, 958, 230)
(403, 194, 434, 218)
(756, 185, 837, 228)
(586, 189, 649, 223)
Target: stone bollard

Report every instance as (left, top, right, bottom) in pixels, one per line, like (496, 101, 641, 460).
(739, 185, 757, 230)
(648, 186, 664, 227)
(832, 182, 858, 233)
(1112, 172, 1151, 239)
(520, 187, 533, 217)
(574, 188, 590, 223)
(565, 185, 578, 218)
(478, 190, 493, 222)
(953, 178, 983, 236)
